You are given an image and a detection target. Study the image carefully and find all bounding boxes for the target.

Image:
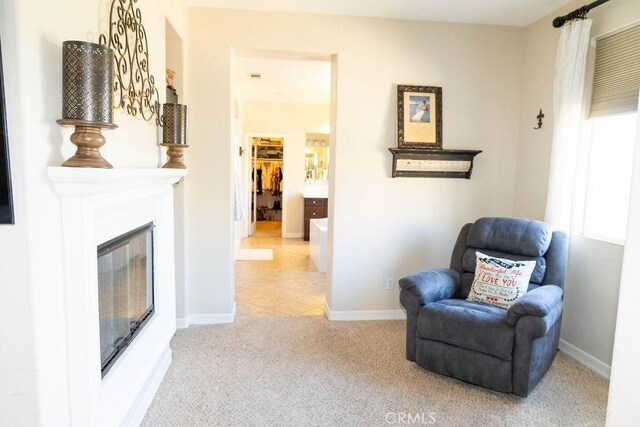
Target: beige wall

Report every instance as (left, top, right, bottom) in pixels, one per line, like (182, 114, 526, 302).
(242, 101, 330, 236)
(0, 0, 187, 423)
(166, 20, 189, 322)
(186, 8, 524, 317)
(517, 0, 640, 368)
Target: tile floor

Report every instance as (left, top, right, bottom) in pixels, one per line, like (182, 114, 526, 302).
(235, 221, 325, 317)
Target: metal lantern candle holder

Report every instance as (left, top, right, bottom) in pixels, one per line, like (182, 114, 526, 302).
(56, 40, 117, 168)
(161, 103, 189, 169)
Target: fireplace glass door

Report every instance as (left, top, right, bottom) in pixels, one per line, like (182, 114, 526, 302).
(97, 223, 154, 377)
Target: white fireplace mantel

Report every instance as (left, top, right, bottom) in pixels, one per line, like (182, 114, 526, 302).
(48, 167, 187, 197)
(48, 167, 187, 426)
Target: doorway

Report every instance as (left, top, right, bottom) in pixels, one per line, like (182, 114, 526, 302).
(232, 52, 333, 317)
(248, 135, 286, 238)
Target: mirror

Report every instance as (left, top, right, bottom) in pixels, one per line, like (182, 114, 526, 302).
(305, 133, 329, 181)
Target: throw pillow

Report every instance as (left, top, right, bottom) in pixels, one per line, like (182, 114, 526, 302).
(467, 251, 536, 309)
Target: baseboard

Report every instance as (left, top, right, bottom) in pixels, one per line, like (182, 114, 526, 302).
(324, 302, 406, 321)
(123, 345, 172, 427)
(175, 318, 189, 329)
(282, 232, 303, 238)
(185, 303, 237, 326)
(559, 339, 611, 379)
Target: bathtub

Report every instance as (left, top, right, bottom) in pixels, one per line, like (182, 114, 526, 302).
(309, 218, 328, 273)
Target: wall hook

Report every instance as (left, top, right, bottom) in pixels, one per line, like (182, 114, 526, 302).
(534, 109, 545, 129)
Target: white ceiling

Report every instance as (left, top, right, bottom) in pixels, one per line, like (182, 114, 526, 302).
(234, 57, 331, 104)
(188, 0, 576, 27)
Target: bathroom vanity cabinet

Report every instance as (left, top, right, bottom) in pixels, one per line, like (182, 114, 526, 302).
(303, 197, 327, 241)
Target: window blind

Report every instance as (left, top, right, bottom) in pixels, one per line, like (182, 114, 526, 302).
(590, 24, 640, 117)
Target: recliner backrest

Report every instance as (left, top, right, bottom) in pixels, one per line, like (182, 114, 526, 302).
(449, 217, 568, 299)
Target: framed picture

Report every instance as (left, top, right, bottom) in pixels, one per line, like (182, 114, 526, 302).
(0, 37, 15, 224)
(397, 85, 442, 149)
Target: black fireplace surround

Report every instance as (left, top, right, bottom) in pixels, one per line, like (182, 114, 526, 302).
(97, 222, 155, 377)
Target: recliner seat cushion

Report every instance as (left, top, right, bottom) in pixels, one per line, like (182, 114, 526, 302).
(467, 217, 552, 258)
(417, 299, 514, 360)
(415, 339, 513, 393)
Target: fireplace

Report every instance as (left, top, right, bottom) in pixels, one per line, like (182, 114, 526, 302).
(97, 222, 154, 377)
(49, 167, 186, 425)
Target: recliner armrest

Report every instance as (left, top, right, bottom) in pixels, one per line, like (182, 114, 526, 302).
(506, 285, 563, 326)
(399, 268, 459, 306)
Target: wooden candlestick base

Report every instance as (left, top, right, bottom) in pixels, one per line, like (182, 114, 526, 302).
(57, 120, 116, 168)
(161, 143, 189, 169)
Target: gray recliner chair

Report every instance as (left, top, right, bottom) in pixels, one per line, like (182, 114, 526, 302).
(399, 217, 569, 397)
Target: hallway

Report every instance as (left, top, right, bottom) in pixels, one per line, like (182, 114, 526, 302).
(235, 221, 325, 317)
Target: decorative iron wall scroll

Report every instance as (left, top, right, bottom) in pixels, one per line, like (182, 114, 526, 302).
(99, 0, 162, 125)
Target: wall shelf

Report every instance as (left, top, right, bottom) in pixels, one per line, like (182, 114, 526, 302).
(389, 148, 482, 179)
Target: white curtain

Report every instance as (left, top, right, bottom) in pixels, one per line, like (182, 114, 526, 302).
(545, 19, 593, 232)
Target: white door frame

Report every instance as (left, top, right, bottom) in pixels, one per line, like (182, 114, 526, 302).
(244, 132, 289, 237)
(231, 50, 337, 318)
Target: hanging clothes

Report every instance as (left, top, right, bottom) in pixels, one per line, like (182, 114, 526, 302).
(270, 170, 277, 196)
(256, 167, 263, 195)
(271, 166, 282, 196)
(257, 161, 273, 192)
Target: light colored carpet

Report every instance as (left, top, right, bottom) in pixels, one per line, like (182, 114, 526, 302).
(143, 317, 608, 426)
(236, 248, 274, 261)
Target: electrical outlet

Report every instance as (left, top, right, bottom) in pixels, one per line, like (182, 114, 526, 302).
(385, 277, 395, 290)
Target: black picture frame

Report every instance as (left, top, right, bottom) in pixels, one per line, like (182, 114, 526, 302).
(397, 85, 443, 149)
(0, 37, 15, 224)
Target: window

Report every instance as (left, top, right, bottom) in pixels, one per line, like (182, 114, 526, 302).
(581, 112, 637, 244)
(590, 24, 640, 117)
(580, 23, 640, 244)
